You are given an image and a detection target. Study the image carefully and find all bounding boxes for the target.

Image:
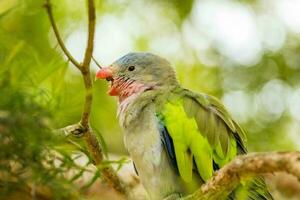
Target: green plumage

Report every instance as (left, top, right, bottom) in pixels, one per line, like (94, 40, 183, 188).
(160, 89, 240, 182)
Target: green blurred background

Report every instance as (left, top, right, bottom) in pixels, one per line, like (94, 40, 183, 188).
(1, 0, 300, 199)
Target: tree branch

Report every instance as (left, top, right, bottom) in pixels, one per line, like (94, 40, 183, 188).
(44, 0, 129, 196)
(182, 151, 300, 200)
(44, 0, 81, 69)
(57, 124, 130, 195)
(80, 0, 95, 127)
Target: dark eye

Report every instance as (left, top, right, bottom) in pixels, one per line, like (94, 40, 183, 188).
(128, 66, 135, 71)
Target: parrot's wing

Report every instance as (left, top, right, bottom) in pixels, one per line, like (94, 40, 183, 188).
(183, 89, 247, 155)
(159, 89, 247, 182)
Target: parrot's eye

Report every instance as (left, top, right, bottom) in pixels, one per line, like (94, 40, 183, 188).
(128, 66, 135, 71)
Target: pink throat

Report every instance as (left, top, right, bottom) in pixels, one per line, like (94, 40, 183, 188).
(108, 77, 154, 102)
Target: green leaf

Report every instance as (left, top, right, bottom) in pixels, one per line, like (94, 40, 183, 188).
(93, 127, 108, 158)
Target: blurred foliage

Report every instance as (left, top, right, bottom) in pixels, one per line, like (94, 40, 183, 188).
(0, 1, 106, 199)
(0, 0, 300, 199)
(0, 81, 80, 199)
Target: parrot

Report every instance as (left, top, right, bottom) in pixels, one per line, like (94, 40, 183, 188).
(95, 52, 273, 200)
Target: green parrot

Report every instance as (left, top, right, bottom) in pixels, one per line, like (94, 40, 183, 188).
(96, 52, 273, 200)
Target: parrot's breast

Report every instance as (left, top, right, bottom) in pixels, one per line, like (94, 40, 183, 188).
(122, 103, 184, 199)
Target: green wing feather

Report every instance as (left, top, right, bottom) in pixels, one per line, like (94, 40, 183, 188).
(162, 100, 213, 182)
(161, 89, 246, 182)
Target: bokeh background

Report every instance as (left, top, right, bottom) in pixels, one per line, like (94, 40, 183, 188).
(1, 0, 300, 199)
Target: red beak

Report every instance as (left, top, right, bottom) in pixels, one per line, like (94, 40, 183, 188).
(95, 67, 114, 79)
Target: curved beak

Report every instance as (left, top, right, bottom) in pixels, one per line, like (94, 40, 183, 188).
(95, 67, 114, 80)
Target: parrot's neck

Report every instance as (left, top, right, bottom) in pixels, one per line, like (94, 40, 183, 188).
(117, 82, 156, 103)
(117, 86, 179, 129)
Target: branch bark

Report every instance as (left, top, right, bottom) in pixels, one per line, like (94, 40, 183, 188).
(182, 151, 300, 200)
(80, 0, 95, 127)
(44, 0, 129, 196)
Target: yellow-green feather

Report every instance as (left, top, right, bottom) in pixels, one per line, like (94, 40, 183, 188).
(161, 91, 241, 182)
(162, 100, 213, 182)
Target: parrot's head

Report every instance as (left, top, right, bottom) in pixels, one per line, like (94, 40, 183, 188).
(96, 52, 178, 102)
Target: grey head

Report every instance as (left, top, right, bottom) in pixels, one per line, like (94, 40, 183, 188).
(111, 52, 179, 88)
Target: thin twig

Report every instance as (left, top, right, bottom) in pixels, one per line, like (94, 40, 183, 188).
(44, 0, 81, 69)
(92, 55, 102, 69)
(81, 0, 96, 71)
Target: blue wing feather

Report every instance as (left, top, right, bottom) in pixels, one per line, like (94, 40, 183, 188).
(158, 120, 179, 174)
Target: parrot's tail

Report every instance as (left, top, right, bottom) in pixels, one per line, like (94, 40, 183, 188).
(228, 177, 273, 200)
